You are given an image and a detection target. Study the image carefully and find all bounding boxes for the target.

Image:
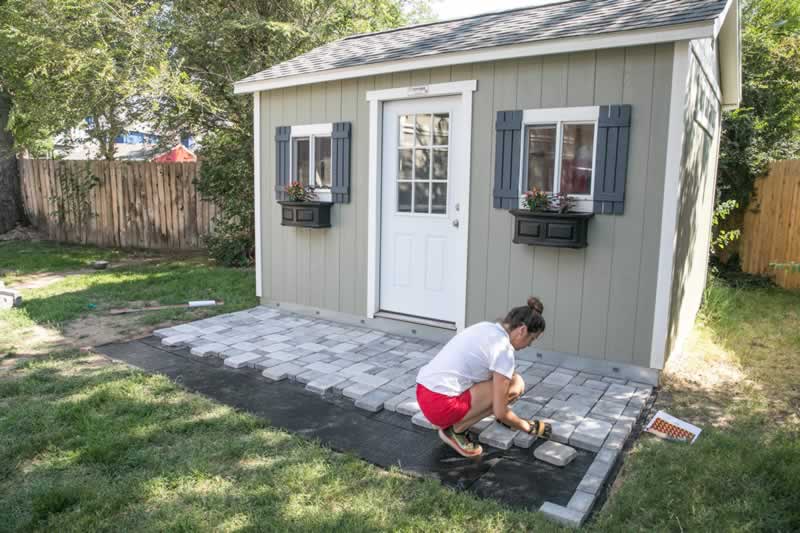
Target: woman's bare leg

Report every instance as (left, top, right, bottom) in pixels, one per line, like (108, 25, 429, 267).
(452, 374, 525, 433)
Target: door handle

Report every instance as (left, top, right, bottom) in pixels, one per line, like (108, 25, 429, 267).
(452, 219, 460, 228)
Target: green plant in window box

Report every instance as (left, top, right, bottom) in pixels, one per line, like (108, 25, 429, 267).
(522, 189, 575, 214)
(285, 181, 316, 202)
(522, 188, 549, 211)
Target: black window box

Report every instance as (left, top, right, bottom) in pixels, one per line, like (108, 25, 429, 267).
(278, 201, 333, 228)
(510, 209, 594, 249)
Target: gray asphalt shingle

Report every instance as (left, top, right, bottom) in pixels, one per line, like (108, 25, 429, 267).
(237, 0, 728, 85)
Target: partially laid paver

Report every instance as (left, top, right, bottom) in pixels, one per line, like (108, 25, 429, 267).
(157, 306, 654, 456)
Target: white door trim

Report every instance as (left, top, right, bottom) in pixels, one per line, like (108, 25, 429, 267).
(367, 80, 477, 331)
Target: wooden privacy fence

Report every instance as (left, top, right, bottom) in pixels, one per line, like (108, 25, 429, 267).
(19, 159, 217, 250)
(740, 160, 800, 289)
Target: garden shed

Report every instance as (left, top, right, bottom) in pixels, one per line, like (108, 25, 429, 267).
(234, 0, 741, 384)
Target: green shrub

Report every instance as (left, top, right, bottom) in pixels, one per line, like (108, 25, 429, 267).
(204, 231, 253, 267)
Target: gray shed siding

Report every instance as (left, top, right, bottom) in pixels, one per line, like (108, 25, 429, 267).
(258, 43, 674, 368)
(665, 39, 721, 360)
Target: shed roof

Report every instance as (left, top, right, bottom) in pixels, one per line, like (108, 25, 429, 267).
(236, 0, 729, 90)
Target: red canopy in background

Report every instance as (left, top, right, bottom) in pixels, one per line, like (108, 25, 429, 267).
(152, 144, 197, 163)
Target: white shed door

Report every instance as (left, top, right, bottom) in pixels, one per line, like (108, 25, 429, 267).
(379, 96, 466, 325)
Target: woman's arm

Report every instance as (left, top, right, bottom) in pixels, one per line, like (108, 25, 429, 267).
(492, 372, 533, 433)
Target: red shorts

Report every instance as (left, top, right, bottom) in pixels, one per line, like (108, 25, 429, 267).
(416, 383, 472, 428)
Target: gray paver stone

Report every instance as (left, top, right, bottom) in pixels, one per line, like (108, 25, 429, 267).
(601, 376, 628, 385)
(333, 379, 356, 393)
(603, 424, 630, 451)
(539, 502, 586, 528)
(411, 411, 437, 429)
(577, 472, 605, 495)
(534, 441, 577, 467)
(376, 366, 407, 380)
(567, 491, 596, 514)
(224, 352, 262, 369)
(542, 372, 573, 387)
(569, 417, 613, 452)
(586, 456, 614, 480)
(162, 334, 194, 347)
(232, 341, 259, 351)
(479, 422, 519, 450)
(384, 391, 415, 412)
(306, 374, 348, 395)
(355, 389, 395, 412)
(524, 383, 562, 404)
(340, 362, 376, 376)
(583, 379, 609, 392)
(396, 400, 422, 417)
(262, 362, 304, 381)
(270, 351, 303, 362)
(564, 394, 599, 410)
(603, 383, 637, 402)
(297, 342, 327, 352)
(596, 447, 619, 464)
(255, 358, 285, 370)
(472, 416, 495, 433)
(542, 419, 576, 444)
(350, 373, 390, 388)
(553, 403, 591, 422)
(590, 399, 627, 421)
(513, 431, 537, 448)
(305, 362, 340, 374)
(343, 382, 376, 399)
(512, 400, 542, 419)
(563, 384, 604, 401)
(190, 343, 226, 357)
(296, 369, 326, 385)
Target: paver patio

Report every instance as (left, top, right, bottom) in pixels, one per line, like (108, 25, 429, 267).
(145, 306, 655, 526)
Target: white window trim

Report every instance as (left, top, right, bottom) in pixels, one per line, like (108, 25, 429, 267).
(520, 106, 600, 213)
(290, 123, 333, 200)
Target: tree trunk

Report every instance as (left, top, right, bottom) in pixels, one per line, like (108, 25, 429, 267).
(0, 92, 23, 234)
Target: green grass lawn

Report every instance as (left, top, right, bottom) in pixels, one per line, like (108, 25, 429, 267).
(0, 241, 258, 355)
(1, 241, 799, 531)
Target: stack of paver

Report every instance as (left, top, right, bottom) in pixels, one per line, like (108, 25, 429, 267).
(155, 306, 655, 527)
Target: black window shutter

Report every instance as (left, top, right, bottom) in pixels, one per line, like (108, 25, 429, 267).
(275, 126, 291, 201)
(331, 122, 351, 203)
(593, 105, 632, 215)
(493, 110, 523, 209)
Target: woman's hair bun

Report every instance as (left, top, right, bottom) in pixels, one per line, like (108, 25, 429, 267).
(527, 297, 544, 314)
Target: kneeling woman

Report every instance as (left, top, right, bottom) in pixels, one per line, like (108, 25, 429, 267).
(416, 297, 551, 457)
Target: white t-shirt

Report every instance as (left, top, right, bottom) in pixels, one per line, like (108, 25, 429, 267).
(416, 322, 515, 396)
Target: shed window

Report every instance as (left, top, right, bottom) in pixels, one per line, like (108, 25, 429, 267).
(290, 123, 333, 197)
(521, 107, 599, 212)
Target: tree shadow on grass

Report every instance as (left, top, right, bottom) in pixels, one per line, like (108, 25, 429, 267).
(1, 356, 551, 532)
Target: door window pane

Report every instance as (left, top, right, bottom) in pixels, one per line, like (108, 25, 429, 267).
(560, 124, 594, 195)
(314, 136, 331, 188)
(398, 182, 411, 213)
(415, 149, 430, 180)
(433, 114, 449, 145)
(399, 149, 413, 179)
(414, 182, 430, 213)
(400, 115, 415, 147)
(526, 126, 556, 192)
(293, 138, 310, 186)
(415, 114, 432, 146)
(432, 148, 448, 180)
(431, 183, 447, 214)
